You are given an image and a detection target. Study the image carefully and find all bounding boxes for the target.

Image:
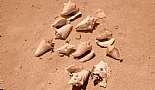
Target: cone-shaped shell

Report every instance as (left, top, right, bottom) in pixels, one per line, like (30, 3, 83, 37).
(72, 41, 92, 58)
(51, 17, 67, 28)
(65, 64, 82, 74)
(34, 39, 54, 57)
(75, 16, 96, 32)
(96, 38, 115, 48)
(96, 30, 112, 41)
(68, 70, 90, 87)
(55, 43, 75, 56)
(55, 24, 73, 40)
(79, 50, 95, 62)
(61, 0, 78, 16)
(106, 45, 123, 62)
(91, 61, 110, 88)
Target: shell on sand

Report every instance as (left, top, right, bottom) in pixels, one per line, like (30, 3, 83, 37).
(91, 61, 111, 88)
(51, 17, 67, 28)
(72, 41, 92, 58)
(55, 43, 75, 56)
(34, 39, 54, 57)
(67, 11, 82, 21)
(75, 16, 97, 32)
(65, 64, 83, 75)
(61, 0, 79, 16)
(55, 24, 73, 40)
(79, 50, 95, 62)
(68, 70, 90, 87)
(96, 30, 112, 41)
(106, 45, 123, 62)
(96, 38, 115, 48)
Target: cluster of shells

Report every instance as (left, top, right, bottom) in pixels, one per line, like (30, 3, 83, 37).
(34, 0, 123, 88)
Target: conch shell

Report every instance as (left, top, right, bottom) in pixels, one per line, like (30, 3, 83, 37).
(34, 39, 54, 57)
(51, 17, 67, 28)
(106, 45, 123, 62)
(79, 50, 95, 62)
(96, 30, 112, 41)
(61, 0, 79, 16)
(55, 42, 75, 56)
(55, 24, 73, 40)
(72, 41, 92, 58)
(96, 38, 115, 48)
(66, 65, 90, 87)
(75, 16, 97, 32)
(91, 61, 111, 88)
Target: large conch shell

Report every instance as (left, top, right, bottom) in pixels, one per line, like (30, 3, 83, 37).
(79, 50, 95, 62)
(96, 30, 112, 41)
(96, 38, 115, 48)
(55, 24, 73, 40)
(91, 61, 111, 88)
(51, 17, 67, 28)
(55, 42, 75, 57)
(72, 41, 92, 58)
(61, 0, 79, 16)
(75, 16, 97, 32)
(66, 65, 90, 87)
(34, 39, 54, 57)
(106, 45, 123, 62)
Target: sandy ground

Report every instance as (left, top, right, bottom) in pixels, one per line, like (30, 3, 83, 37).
(0, 0, 155, 90)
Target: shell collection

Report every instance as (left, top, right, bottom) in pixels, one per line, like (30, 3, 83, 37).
(34, 0, 123, 88)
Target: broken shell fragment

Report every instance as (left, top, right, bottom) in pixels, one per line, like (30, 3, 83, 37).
(67, 11, 82, 21)
(106, 45, 123, 62)
(65, 64, 82, 74)
(34, 39, 54, 57)
(79, 50, 95, 62)
(75, 16, 97, 32)
(51, 17, 67, 28)
(96, 38, 115, 48)
(61, 0, 79, 16)
(91, 61, 111, 88)
(68, 70, 90, 87)
(55, 24, 73, 40)
(72, 41, 92, 58)
(55, 43, 75, 56)
(96, 30, 112, 41)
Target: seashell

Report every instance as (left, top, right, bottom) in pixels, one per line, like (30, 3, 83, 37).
(79, 50, 95, 62)
(106, 45, 123, 62)
(61, 0, 79, 16)
(91, 61, 111, 88)
(34, 39, 54, 57)
(68, 70, 90, 87)
(65, 64, 82, 74)
(67, 11, 82, 21)
(51, 17, 67, 28)
(72, 41, 92, 58)
(96, 38, 115, 48)
(96, 30, 112, 41)
(75, 16, 97, 32)
(55, 24, 73, 40)
(55, 43, 75, 56)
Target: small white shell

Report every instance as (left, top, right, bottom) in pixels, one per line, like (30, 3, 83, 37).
(55, 43, 75, 56)
(96, 38, 115, 48)
(72, 41, 92, 58)
(34, 39, 54, 57)
(79, 50, 95, 62)
(51, 17, 67, 28)
(68, 70, 90, 87)
(55, 24, 73, 40)
(91, 61, 111, 88)
(61, 0, 79, 16)
(106, 45, 123, 62)
(75, 16, 97, 32)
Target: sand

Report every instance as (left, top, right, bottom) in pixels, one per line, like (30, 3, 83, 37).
(0, 0, 154, 90)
